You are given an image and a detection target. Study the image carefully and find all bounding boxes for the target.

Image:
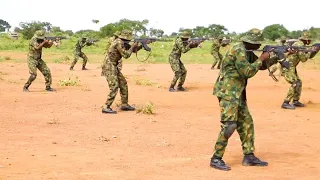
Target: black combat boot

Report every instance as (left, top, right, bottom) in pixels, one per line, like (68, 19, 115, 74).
(281, 101, 295, 110)
(82, 66, 88, 70)
(177, 85, 185, 91)
(120, 104, 135, 111)
(293, 100, 305, 107)
(210, 156, 231, 171)
(45, 86, 55, 92)
(102, 106, 117, 114)
(242, 153, 268, 166)
(23, 85, 30, 92)
(169, 85, 175, 92)
(69, 66, 74, 71)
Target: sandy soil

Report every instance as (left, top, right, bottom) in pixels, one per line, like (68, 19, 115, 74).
(0, 53, 320, 179)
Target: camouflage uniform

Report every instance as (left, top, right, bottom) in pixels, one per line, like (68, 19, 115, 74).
(101, 31, 121, 76)
(70, 34, 90, 70)
(102, 30, 141, 114)
(168, 31, 195, 92)
(210, 29, 268, 171)
(211, 36, 224, 69)
(23, 30, 54, 92)
(280, 32, 317, 109)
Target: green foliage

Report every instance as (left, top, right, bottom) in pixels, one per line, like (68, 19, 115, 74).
(136, 102, 155, 115)
(263, 24, 289, 41)
(0, 19, 11, 32)
(58, 74, 80, 86)
(18, 21, 52, 39)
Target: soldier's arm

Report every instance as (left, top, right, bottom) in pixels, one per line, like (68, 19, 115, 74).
(298, 51, 312, 62)
(32, 39, 47, 50)
(116, 42, 132, 59)
(210, 40, 219, 54)
(177, 39, 191, 53)
(234, 48, 262, 78)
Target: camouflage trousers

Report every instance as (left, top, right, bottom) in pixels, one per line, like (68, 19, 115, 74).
(24, 57, 52, 88)
(213, 96, 255, 158)
(104, 62, 128, 107)
(169, 58, 187, 87)
(71, 52, 88, 68)
(211, 52, 223, 69)
(282, 67, 302, 102)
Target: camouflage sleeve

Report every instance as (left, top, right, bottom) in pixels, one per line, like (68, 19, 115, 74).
(297, 51, 311, 62)
(30, 38, 39, 50)
(177, 39, 191, 53)
(115, 41, 132, 59)
(233, 47, 262, 78)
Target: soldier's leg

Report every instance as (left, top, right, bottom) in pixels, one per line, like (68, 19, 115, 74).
(210, 97, 238, 171)
(70, 53, 80, 70)
(238, 99, 268, 166)
(118, 72, 135, 111)
(292, 72, 304, 107)
(37, 59, 54, 91)
(177, 61, 187, 91)
(282, 69, 298, 109)
(80, 52, 88, 70)
(216, 53, 223, 69)
(23, 58, 38, 91)
(169, 58, 181, 91)
(103, 68, 119, 114)
(211, 54, 219, 69)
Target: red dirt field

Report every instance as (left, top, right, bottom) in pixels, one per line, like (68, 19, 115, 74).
(0, 58, 320, 179)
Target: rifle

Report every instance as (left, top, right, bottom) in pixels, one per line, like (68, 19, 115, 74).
(221, 39, 231, 47)
(37, 36, 67, 43)
(129, 38, 159, 62)
(87, 39, 99, 44)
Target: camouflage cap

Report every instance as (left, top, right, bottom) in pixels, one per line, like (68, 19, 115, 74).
(180, 31, 191, 38)
(34, 30, 45, 39)
(118, 29, 133, 41)
(241, 28, 264, 45)
(82, 34, 87, 39)
(280, 36, 287, 41)
(217, 34, 224, 39)
(299, 32, 311, 41)
(113, 31, 121, 37)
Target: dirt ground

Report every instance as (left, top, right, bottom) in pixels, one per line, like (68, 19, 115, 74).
(0, 53, 320, 179)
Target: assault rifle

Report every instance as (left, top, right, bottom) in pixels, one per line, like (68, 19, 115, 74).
(132, 38, 159, 52)
(37, 36, 66, 43)
(87, 39, 99, 44)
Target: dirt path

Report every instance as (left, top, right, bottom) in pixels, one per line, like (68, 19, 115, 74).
(0, 61, 319, 180)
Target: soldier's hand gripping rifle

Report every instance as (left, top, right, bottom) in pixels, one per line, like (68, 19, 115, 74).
(131, 38, 159, 62)
(86, 39, 100, 46)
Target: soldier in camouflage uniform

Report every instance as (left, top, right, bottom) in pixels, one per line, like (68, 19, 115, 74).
(210, 28, 271, 171)
(210, 35, 225, 70)
(69, 34, 92, 70)
(23, 30, 55, 92)
(102, 30, 142, 114)
(269, 36, 287, 75)
(281, 32, 319, 109)
(101, 31, 121, 76)
(168, 31, 198, 92)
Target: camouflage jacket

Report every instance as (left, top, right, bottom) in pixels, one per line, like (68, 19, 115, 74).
(210, 39, 221, 55)
(104, 36, 116, 55)
(169, 38, 191, 60)
(28, 37, 42, 59)
(74, 39, 89, 53)
(107, 38, 133, 66)
(213, 42, 262, 101)
(286, 41, 311, 68)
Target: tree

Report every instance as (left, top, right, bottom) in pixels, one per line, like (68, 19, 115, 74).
(207, 24, 228, 38)
(92, 19, 99, 24)
(263, 24, 289, 41)
(192, 26, 209, 37)
(178, 28, 194, 37)
(149, 28, 164, 38)
(0, 19, 11, 32)
(64, 30, 74, 36)
(19, 21, 52, 39)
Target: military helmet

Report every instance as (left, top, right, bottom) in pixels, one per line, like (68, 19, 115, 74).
(241, 28, 264, 45)
(113, 31, 121, 37)
(118, 29, 133, 41)
(180, 31, 191, 38)
(299, 32, 311, 41)
(280, 36, 287, 41)
(217, 34, 224, 39)
(34, 30, 45, 39)
(81, 34, 87, 39)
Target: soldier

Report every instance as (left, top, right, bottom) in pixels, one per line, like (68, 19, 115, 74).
(210, 35, 225, 70)
(69, 34, 91, 70)
(23, 30, 55, 92)
(168, 31, 198, 92)
(281, 32, 319, 109)
(210, 28, 271, 171)
(269, 36, 287, 75)
(101, 31, 121, 76)
(102, 30, 142, 114)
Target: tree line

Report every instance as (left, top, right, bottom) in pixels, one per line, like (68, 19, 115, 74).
(1, 18, 320, 41)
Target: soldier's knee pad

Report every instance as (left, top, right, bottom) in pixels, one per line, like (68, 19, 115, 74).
(29, 74, 37, 81)
(223, 121, 237, 139)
